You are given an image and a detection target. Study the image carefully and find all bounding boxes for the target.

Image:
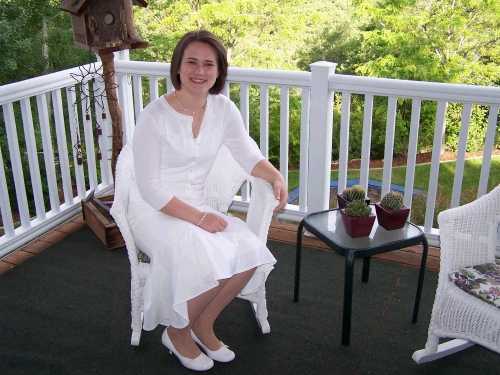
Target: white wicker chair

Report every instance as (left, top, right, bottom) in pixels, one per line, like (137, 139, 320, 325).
(110, 142, 278, 346)
(413, 184, 500, 363)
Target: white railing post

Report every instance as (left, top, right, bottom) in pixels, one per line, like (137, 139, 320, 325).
(307, 61, 337, 214)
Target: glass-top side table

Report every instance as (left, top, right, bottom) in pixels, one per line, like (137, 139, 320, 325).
(294, 206, 429, 345)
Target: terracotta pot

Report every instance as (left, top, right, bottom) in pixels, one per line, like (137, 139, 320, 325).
(340, 209, 376, 238)
(337, 194, 371, 209)
(375, 203, 410, 231)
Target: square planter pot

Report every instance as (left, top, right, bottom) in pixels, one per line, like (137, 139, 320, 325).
(340, 209, 376, 238)
(375, 203, 410, 231)
(337, 194, 371, 209)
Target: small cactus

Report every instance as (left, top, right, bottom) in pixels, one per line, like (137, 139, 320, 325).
(341, 187, 353, 201)
(350, 185, 366, 201)
(341, 185, 366, 201)
(344, 199, 372, 217)
(380, 191, 404, 210)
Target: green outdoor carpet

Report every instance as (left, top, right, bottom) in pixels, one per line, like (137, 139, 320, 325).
(0, 225, 498, 374)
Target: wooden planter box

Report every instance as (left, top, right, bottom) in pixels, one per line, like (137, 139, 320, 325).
(82, 193, 124, 250)
(375, 203, 410, 231)
(340, 209, 376, 238)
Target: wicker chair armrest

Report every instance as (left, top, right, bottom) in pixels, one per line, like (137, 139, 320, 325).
(438, 185, 500, 272)
(246, 177, 278, 244)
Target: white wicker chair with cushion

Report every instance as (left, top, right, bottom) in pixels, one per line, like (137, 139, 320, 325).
(413, 184, 500, 363)
(110, 141, 278, 346)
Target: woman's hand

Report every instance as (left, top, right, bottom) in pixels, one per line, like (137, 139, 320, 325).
(273, 177, 288, 212)
(198, 212, 228, 233)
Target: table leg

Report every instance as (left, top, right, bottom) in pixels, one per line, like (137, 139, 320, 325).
(342, 251, 355, 345)
(294, 220, 305, 302)
(361, 257, 371, 283)
(412, 235, 429, 323)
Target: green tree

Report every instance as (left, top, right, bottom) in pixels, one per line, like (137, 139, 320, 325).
(132, 0, 349, 70)
(0, 0, 94, 85)
(355, 0, 500, 85)
(297, 0, 500, 156)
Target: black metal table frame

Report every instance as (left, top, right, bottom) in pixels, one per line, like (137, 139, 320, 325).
(293, 208, 429, 345)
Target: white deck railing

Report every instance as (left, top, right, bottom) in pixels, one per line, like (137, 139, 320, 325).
(1, 54, 499, 256)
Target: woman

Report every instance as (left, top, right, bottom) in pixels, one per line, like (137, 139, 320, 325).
(128, 30, 288, 371)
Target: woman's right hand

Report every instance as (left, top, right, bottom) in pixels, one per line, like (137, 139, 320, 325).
(198, 212, 228, 233)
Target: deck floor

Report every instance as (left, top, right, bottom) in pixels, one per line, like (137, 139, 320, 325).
(0, 213, 439, 277)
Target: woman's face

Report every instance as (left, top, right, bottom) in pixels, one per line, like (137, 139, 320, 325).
(178, 41, 219, 96)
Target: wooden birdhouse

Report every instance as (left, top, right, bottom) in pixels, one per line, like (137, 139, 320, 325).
(59, 0, 148, 54)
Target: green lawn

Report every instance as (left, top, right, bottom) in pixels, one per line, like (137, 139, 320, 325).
(288, 155, 500, 200)
(287, 155, 500, 226)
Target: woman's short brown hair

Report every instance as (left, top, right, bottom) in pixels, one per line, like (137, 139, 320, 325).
(170, 30, 228, 95)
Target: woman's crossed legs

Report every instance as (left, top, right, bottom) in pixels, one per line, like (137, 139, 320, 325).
(166, 267, 257, 359)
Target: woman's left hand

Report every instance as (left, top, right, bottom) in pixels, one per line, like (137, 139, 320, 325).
(273, 178, 288, 212)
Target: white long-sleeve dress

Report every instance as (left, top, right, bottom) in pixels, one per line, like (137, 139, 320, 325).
(128, 93, 277, 331)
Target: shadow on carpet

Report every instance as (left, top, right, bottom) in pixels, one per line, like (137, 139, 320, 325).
(1, 225, 498, 374)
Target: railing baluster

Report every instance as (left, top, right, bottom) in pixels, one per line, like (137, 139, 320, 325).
(66, 87, 86, 199)
(240, 83, 250, 202)
(381, 96, 397, 195)
(116, 73, 134, 145)
(36, 93, 60, 213)
(93, 78, 112, 185)
(478, 105, 500, 198)
(132, 75, 144, 122)
(404, 99, 422, 209)
(20, 98, 46, 219)
(79, 83, 98, 191)
(150, 77, 159, 101)
(0, 139, 15, 237)
(3, 103, 31, 228)
(451, 103, 473, 207)
(280, 86, 290, 189)
(359, 94, 374, 191)
(299, 88, 310, 211)
(259, 85, 270, 158)
(51, 89, 74, 206)
(338, 91, 352, 194)
(425, 101, 447, 232)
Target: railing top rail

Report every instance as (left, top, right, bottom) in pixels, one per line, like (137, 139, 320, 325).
(0, 63, 102, 105)
(331, 74, 500, 105)
(114, 60, 171, 77)
(113, 60, 311, 88)
(227, 66, 311, 88)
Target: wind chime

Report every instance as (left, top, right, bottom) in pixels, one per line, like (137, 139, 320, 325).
(69, 62, 109, 167)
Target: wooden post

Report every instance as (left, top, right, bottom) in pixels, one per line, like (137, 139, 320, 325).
(99, 52, 123, 180)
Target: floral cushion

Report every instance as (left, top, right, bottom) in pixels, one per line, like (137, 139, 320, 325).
(450, 259, 500, 308)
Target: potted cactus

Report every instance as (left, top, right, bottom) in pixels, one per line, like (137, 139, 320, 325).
(340, 199, 376, 238)
(375, 191, 410, 230)
(337, 184, 370, 209)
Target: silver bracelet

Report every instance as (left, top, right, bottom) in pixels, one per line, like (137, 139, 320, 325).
(196, 212, 207, 226)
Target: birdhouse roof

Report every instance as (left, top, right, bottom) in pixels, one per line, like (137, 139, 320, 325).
(60, 0, 148, 16)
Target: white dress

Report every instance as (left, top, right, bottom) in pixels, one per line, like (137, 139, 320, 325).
(128, 94, 277, 331)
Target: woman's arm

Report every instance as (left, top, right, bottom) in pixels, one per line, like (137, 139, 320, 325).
(251, 159, 288, 212)
(158, 197, 228, 233)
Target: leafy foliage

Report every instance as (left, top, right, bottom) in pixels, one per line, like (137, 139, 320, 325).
(300, 0, 500, 159)
(0, 0, 95, 85)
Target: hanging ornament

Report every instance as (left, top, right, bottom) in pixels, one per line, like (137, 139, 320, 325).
(68, 62, 114, 167)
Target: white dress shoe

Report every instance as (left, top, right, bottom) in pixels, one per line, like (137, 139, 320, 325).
(161, 329, 214, 371)
(191, 331, 235, 363)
